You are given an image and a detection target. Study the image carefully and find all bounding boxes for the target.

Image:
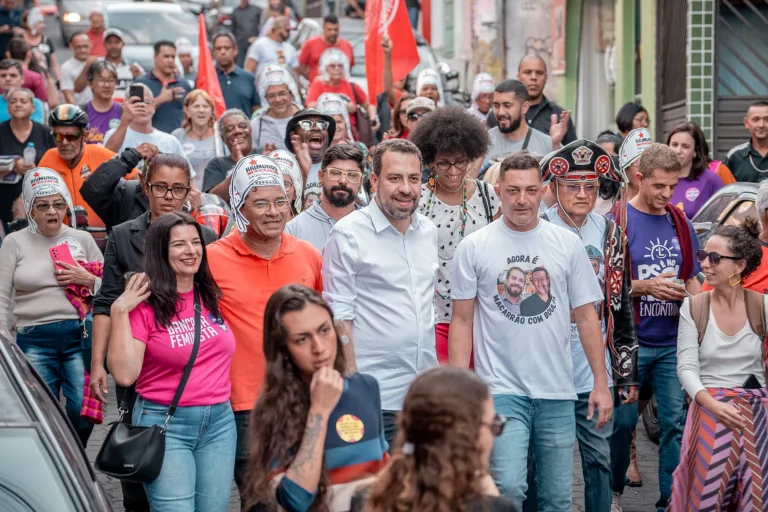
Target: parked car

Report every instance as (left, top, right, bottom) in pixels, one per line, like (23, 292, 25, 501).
(38, 0, 59, 17)
(103, 3, 200, 74)
(641, 182, 760, 444)
(57, 0, 122, 43)
(0, 327, 113, 511)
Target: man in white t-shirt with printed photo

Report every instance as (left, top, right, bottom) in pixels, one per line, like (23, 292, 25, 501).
(448, 152, 613, 510)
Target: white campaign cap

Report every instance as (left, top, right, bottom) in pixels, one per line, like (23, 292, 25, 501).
(228, 155, 286, 233)
(619, 128, 653, 170)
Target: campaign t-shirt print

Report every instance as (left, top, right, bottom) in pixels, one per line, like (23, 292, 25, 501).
(494, 254, 556, 323)
(166, 312, 226, 349)
(637, 235, 681, 318)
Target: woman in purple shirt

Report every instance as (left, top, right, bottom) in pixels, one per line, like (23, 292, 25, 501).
(667, 122, 724, 219)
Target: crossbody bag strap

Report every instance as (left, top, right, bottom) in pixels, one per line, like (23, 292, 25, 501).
(475, 179, 493, 224)
(522, 126, 533, 151)
(164, 288, 202, 426)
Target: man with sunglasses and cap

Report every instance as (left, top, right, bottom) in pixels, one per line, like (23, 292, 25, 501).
(611, 142, 702, 512)
(206, 154, 322, 493)
(285, 107, 336, 200)
(533, 139, 638, 512)
(38, 104, 136, 235)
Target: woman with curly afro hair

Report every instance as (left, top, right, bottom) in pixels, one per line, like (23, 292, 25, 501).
(409, 107, 501, 364)
(362, 367, 515, 512)
(243, 284, 389, 512)
(669, 217, 768, 511)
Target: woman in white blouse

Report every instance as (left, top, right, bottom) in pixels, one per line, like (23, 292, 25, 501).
(410, 107, 500, 365)
(670, 218, 767, 511)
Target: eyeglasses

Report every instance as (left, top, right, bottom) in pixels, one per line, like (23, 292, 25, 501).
(148, 183, 190, 199)
(559, 182, 598, 194)
(433, 158, 470, 172)
(249, 198, 291, 213)
(33, 201, 68, 212)
(325, 167, 362, 183)
(695, 250, 742, 266)
(482, 413, 507, 437)
(265, 90, 291, 101)
(283, 179, 294, 190)
(94, 78, 116, 85)
(53, 132, 83, 143)
(297, 120, 330, 131)
(407, 112, 427, 121)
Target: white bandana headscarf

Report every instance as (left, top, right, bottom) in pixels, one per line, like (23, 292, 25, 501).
(316, 92, 353, 141)
(22, 168, 75, 233)
(257, 64, 302, 109)
(319, 48, 350, 82)
(416, 68, 445, 107)
(269, 149, 303, 213)
(467, 73, 495, 122)
(229, 155, 286, 233)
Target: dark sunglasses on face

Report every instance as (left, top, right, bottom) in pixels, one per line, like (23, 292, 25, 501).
(53, 132, 83, 143)
(297, 120, 330, 131)
(695, 249, 742, 265)
(407, 112, 426, 121)
(33, 201, 68, 212)
(483, 413, 507, 437)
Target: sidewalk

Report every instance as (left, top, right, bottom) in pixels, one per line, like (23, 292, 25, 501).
(86, 377, 660, 511)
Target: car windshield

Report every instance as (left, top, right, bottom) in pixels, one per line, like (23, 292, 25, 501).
(0, 428, 77, 511)
(107, 11, 199, 46)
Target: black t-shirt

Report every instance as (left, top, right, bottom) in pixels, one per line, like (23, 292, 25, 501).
(0, 121, 55, 222)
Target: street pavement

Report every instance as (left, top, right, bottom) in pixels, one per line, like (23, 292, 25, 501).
(84, 377, 661, 511)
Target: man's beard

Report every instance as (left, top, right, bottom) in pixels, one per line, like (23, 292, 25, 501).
(377, 192, 417, 220)
(324, 184, 355, 207)
(505, 285, 522, 298)
(498, 115, 522, 134)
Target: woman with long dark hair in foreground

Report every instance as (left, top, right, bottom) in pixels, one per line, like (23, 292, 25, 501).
(108, 212, 236, 511)
(364, 367, 516, 512)
(244, 284, 389, 511)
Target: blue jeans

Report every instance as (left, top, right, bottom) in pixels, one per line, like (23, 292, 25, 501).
(16, 319, 93, 447)
(407, 6, 419, 29)
(133, 396, 236, 512)
(491, 395, 576, 511)
(610, 345, 685, 511)
(524, 391, 613, 512)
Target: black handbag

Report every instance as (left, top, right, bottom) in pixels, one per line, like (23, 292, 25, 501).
(94, 288, 202, 483)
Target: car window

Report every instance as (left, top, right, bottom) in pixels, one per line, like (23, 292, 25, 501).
(0, 428, 77, 512)
(694, 193, 736, 224)
(351, 38, 364, 77)
(723, 200, 757, 227)
(108, 11, 198, 46)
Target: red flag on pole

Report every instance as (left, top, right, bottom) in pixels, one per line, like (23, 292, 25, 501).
(422, 0, 431, 43)
(196, 13, 226, 118)
(365, 0, 419, 106)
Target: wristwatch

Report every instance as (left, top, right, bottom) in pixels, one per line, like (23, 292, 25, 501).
(340, 335, 349, 345)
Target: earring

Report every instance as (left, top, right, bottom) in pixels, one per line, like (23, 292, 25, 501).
(728, 273, 742, 287)
(428, 171, 435, 189)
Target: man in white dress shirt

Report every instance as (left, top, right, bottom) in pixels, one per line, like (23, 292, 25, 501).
(322, 138, 439, 444)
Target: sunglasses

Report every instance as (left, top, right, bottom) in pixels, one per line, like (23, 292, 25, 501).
(297, 120, 330, 131)
(483, 413, 507, 437)
(33, 201, 68, 212)
(695, 250, 742, 266)
(407, 112, 427, 121)
(53, 132, 83, 143)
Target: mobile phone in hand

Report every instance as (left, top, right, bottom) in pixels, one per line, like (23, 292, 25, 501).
(49, 243, 76, 271)
(129, 84, 144, 100)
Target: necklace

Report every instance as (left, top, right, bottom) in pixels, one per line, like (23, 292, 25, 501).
(426, 179, 469, 243)
(436, 178, 465, 194)
(749, 154, 768, 173)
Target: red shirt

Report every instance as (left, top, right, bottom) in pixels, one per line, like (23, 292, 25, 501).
(306, 78, 367, 127)
(86, 29, 106, 57)
(298, 36, 355, 82)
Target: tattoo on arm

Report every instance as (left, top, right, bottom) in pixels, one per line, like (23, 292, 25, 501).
(289, 413, 325, 477)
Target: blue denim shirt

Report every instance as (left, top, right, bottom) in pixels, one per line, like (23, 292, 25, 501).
(216, 65, 260, 116)
(134, 71, 191, 133)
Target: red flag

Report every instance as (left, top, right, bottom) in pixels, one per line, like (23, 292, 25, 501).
(195, 13, 226, 118)
(365, 0, 419, 106)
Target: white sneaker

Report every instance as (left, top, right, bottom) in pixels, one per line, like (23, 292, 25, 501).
(611, 492, 623, 512)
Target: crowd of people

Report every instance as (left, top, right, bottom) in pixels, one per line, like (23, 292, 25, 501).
(2, 2, 768, 512)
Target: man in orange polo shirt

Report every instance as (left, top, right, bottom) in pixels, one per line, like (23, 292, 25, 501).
(38, 104, 137, 233)
(206, 154, 322, 492)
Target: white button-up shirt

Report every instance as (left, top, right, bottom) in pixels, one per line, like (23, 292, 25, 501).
(322, 199, 439, 410)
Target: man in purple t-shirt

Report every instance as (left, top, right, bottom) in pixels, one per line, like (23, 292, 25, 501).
(83, 60, 122, 145)
(612, 143, 701, 512)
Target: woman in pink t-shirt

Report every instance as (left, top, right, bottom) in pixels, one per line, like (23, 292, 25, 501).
(108, 212, 236, 512)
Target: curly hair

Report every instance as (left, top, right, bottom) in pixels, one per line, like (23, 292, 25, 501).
(365, 367, 490, 512)
(243, 285, 346, 512)
(712, 217, 763, 279)
(408, 106, 489, 165)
